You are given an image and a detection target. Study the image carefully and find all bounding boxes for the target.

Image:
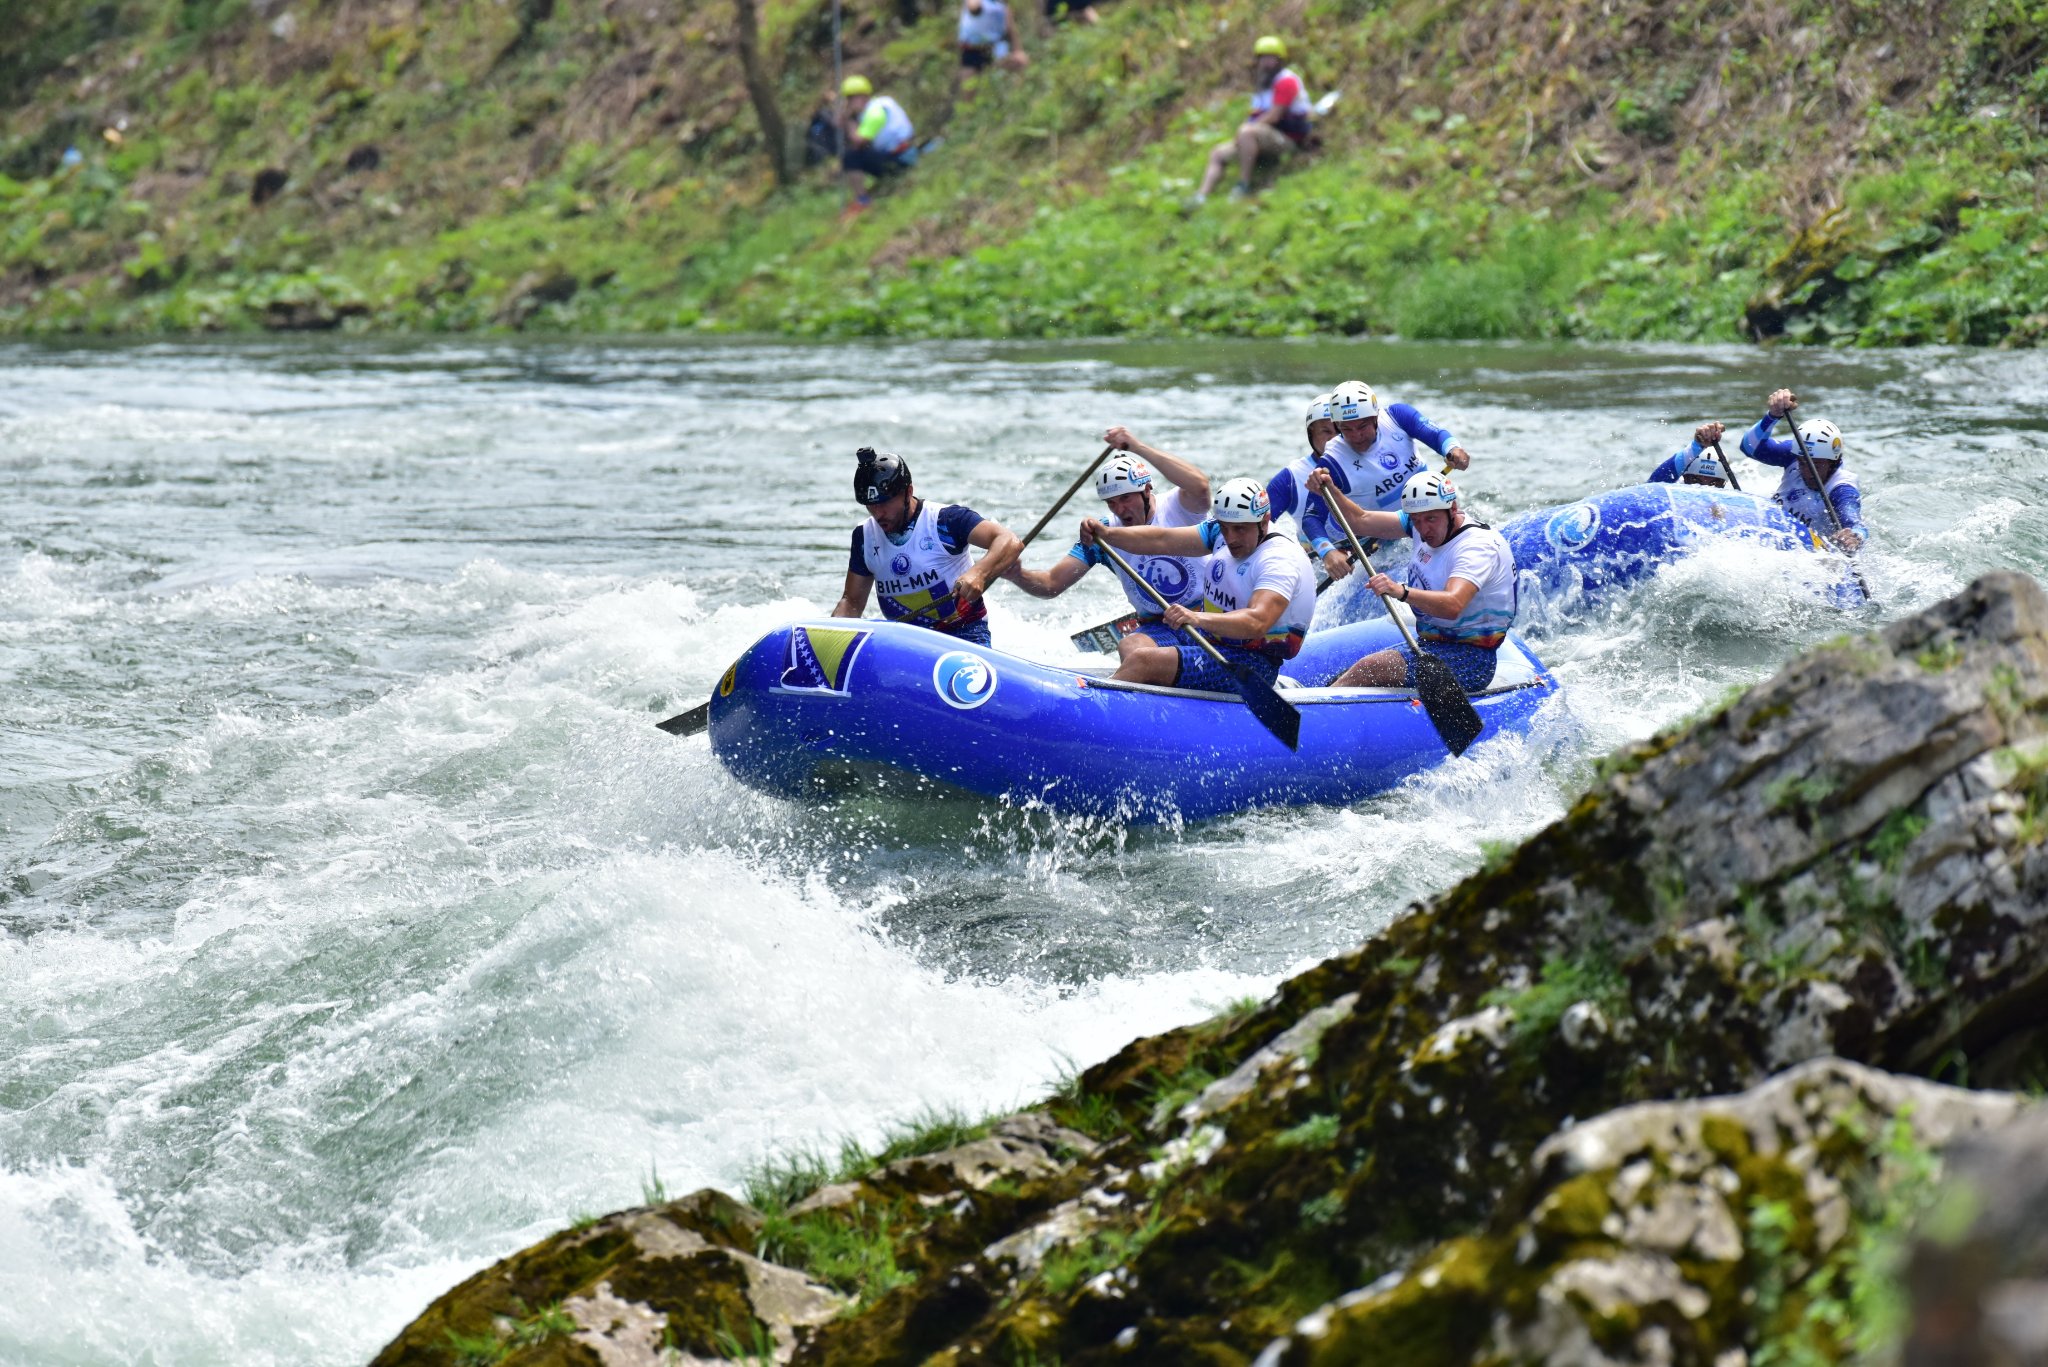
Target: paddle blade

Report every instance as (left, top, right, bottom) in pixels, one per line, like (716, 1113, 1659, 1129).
(1071, 612, 1143, 654)
(1229, 663, 1302, 752)
(1412, 654, 1485, 756)
(657, 700, 711, 736)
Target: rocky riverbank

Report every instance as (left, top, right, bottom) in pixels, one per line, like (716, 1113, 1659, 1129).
(372, 570, 2048, 1366)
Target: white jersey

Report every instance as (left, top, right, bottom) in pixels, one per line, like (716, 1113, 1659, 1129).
(1771, 464, 1864, 538)
(1196, 524, 1319, 658)
(861, 96, 916, 155)
(957, 0, 1009, 46)
(861, 499, 974, 622)
(1076, 487, 1208, 614)
(1324, 426, 1427, 513)
(1403, 522, 1516, 647)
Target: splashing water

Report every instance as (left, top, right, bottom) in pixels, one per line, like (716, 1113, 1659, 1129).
(3, 336, 2046, 1364)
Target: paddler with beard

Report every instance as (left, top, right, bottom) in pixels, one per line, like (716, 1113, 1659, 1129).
(1306, 467, 1517, 694)
(832, 447, 1023, 647)
(1003, 426, 1212, 664)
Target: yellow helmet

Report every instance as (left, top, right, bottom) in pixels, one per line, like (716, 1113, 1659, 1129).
(1253, 34, 1287, 58)
(841, 74, 873, 97)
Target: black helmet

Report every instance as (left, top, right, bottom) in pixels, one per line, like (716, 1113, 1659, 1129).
(854, 446, 911, 506)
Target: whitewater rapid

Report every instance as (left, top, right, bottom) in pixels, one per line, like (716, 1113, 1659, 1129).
(3, 337, 2044, 1364)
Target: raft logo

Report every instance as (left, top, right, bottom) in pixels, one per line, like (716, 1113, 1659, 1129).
(1545, 501, 1603, 552)
(777, 626, 870, 697)
(890, 552, 912, 575)
(933, 651, 996, 710)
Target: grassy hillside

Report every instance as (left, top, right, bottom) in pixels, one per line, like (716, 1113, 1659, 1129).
(3, 0, 2046, 344)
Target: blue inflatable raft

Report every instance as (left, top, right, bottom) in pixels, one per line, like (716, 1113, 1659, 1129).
(706, 618, 1560, 824)
(1498, 483, 1855, 611)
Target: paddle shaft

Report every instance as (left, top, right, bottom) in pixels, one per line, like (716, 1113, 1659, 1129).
(1778, 407, 1872, 598)
(1708, 440, 1744, 493)
(1328, 505, 1426, 656)
(1018, 445, 1115, 551)
(1317, 485, 1485, 754)
(1092, 540, 1230, 665)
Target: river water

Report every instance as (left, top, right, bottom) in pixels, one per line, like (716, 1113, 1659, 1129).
(3, 337, 2044, 1364)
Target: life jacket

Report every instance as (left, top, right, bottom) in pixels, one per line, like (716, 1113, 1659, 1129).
(957, 0, 1008, 47)
(1771, 464, 1863, 540)
(861, 500, 984, 628)
(1403, 521, 1517, 648)
(1085, 488, 1208, 617)
(1249, 66, 1313, 143)
(1321, 424, 1425, 512)
(1196, 528, 1319, 658)
(859, 95, 916, 155)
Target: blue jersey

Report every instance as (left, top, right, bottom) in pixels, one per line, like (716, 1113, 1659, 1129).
(1736, 414, 1867, 538)
(1648, 440, 1719, 484)
(1295, 403, 1459, 554)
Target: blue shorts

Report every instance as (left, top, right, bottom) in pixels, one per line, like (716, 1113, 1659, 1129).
(1174, 641, 1281, 694)
(1395, 640, 1498, 693)
(1126, 617, 1181, 649)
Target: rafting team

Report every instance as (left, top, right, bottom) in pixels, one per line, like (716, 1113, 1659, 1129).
(831, 381, 1870, 699)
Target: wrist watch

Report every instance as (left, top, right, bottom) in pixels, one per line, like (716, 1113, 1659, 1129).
(1399, 585, 1411, 602)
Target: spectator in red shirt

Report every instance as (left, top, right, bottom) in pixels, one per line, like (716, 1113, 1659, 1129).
(1188, 36, 1314, 208)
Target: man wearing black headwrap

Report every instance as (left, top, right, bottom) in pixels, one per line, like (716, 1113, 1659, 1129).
(832, 447, 1023, 647)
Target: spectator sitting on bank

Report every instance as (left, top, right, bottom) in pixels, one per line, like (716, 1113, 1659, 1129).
(839, 75, 918, 213)
(958, 0, 1028, 83)
(1187, 35, 1314, 209)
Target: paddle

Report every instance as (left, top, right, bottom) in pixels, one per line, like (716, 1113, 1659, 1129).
(1326, 500, 1484, 756)
(1708, 440, 1744, 493)
(1778, 406, 1872, 602)
(1092, 540, 1301, 751)
(658, 446, 1117, 736)
(1069, 572, 1336, 654)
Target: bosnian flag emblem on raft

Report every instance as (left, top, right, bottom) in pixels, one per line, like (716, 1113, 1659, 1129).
(778, 626, 871, 696)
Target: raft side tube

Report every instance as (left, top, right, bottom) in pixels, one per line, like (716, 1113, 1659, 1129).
(707, 619, 1560, 823)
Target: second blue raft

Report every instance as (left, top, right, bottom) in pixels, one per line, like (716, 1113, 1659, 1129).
(1496, 482, 1858, 612)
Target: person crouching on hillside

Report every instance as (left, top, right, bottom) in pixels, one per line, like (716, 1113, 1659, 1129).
(839, 76, 918, 213)
(1188, 36, 1313, 209)
(958, 0, 1028, 87)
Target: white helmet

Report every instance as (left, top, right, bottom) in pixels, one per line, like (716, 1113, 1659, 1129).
(1330, 380, 1379, 424)
(1796, 419, 1844, 463)
(1400, 470, 1459, 516)
(1682, 448, 1727, 482)
(1096, 454, 1154, 500)
(1305, 392, 1335, 427)
(1212, 477, 1271, 523)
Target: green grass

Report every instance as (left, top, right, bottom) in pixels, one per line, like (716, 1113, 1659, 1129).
(756, 1204, 917, 1304)
(5, 0, 2048, 344)
(1482, 946, 1629, 1046)
(1038, 1207, 1169, 1297)
(742, 1105, 1000, 1214)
